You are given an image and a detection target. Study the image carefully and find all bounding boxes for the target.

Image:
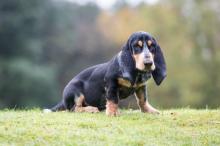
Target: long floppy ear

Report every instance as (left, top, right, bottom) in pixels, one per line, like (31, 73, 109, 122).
(118, 42, 137, 85)
(152, 38, 167, 85)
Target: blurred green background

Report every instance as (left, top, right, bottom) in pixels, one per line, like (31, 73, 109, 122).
(0, 0, 219, 109)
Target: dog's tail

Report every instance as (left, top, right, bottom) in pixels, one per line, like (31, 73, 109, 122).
(43, 101, 66, 113)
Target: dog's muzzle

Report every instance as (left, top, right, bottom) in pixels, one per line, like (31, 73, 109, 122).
(143, 53, 155, 71)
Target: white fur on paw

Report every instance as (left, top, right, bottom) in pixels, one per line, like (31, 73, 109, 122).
(43, 109, 52, 113)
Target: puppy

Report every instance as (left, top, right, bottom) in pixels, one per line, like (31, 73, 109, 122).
(46, 31, 166, 116)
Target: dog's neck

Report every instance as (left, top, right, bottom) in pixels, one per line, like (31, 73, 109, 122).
(134, 70, 152, 84)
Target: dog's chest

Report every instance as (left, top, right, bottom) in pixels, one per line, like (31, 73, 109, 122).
(118, 78, 146, 89)
(117, 73, 151, 98)
(118, 73, 151, 88)
(117, 80, 144, 99)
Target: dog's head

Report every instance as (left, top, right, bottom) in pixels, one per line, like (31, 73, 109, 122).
(119, 31, 166, 85)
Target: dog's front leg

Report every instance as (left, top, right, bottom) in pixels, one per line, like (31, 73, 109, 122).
(135, 86, 160, 114)
(105, 80, 119, 116)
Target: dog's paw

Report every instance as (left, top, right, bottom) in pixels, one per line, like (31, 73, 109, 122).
(75, 106, 100, 113)
(146, 108, 160, 114)
(84, 106, 100, 113)
(144, 105, 160, 114)
(106, 110, 120, 116)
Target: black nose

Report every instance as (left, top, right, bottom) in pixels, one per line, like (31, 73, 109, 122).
(144, 61, 153, 66)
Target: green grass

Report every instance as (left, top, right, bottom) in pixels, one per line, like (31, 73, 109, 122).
(0, 109, 220, 146)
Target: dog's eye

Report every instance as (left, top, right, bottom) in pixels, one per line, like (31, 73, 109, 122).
(147, 40, 155, 52)
(137, 40, 143, 48)
(147, 40, 152, 47)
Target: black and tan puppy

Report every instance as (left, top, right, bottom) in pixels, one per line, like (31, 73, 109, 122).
(45, 31, 166, 116)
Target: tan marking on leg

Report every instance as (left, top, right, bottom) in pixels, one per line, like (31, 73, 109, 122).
(133, 52, 145, 70)
(75, 94, 84, 107)
(74, 94, 99, 113)
(134, 82, 147, 89)
(135, 91, 159, 114)
(106, 100, 119, 116)
(135, 93, 146, 112)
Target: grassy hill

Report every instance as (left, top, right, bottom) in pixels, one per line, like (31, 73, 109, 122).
(0, 109, 219, 146)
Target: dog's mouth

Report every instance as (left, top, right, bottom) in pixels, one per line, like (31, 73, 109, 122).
(143, 61, 155, 72)
(136, 66, 155, 73)
(145, 65, 155, 72)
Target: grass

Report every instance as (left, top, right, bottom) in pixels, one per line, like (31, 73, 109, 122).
(0, 109, 220, 146)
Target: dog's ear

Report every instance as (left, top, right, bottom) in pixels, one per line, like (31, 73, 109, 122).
(118, 41, 136, 85)
(152, 38, 167, 85)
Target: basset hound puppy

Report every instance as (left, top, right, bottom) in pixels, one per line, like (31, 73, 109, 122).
(46, 31, 166, 116)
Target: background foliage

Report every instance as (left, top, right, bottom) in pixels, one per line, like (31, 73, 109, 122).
(0, 0, 219, 109)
